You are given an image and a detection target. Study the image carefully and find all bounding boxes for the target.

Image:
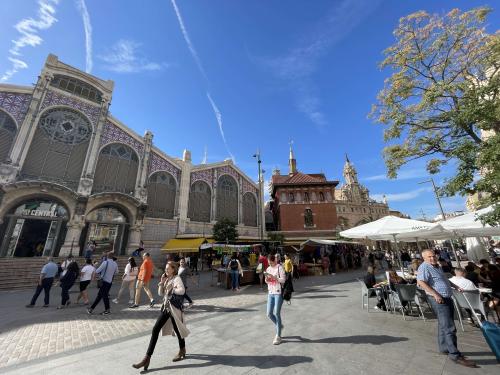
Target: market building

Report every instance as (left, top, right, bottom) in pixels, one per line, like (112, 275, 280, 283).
(269, 147, 394, 242)
(0, 54, 261, 259)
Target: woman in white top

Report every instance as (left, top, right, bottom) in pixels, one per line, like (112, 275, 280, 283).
(265, 254, 286, 345)
(133, 261, 189, 371)
(76, 258, 95, 305)
(113, 257, 138, 304)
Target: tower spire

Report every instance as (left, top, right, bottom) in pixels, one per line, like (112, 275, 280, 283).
(345, 153, 350, 163)
(288, 140, 297, 175)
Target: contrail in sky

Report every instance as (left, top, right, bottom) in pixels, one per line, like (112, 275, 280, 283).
(76, 0, 93, 73)
(1, 0, 60, 82)
(170, 0, 234, 162)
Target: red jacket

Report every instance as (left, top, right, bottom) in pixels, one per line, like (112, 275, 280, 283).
(138, 257, 154, 282)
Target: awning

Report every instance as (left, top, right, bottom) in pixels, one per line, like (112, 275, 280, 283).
(161, 238, 213, 253)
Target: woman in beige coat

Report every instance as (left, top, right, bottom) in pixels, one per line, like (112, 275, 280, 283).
(132, 261, 190, 371)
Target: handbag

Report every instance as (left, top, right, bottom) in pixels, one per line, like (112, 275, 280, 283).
(97, 261, 108, 288)
(169, 293, 184, 310)
(256, 263, 263, 273)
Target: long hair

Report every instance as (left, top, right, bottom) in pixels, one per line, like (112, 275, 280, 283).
(129, 257, 137, 269)
(67, 261, 79, 275)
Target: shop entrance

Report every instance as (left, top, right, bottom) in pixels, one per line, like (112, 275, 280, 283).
(81, 206, 129, 256)
(0, 199, 69, 257)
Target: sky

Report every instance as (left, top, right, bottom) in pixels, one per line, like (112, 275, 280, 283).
(0, 0, 499, 220)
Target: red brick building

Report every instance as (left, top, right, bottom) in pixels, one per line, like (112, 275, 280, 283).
(269, 146, 339, 241)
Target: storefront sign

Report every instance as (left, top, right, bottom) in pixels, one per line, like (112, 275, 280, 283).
(21, 207, 58, 218)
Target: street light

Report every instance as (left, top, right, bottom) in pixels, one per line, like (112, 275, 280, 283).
(253, 150, 264, 241)
(419, 177, 461, 267)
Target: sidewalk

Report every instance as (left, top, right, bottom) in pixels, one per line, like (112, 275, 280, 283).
(1, 270, 498, 374)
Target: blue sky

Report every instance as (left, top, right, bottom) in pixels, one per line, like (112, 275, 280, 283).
(1, 0, 499, 219)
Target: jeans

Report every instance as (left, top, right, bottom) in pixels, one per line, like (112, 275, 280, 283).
(147, 310, 185, 356)
(61, 285, 71, 305)
(230, 270, 239, 290)
(91, 281, 112, 311)
(267, 294, 283, 337)
(30, 277, 54, 306)
(428, 297, 461, 360)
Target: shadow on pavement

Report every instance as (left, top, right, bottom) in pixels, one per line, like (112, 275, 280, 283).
(293, 295, 348, 299)
(187, 304, 258, 314)
(144, 353, 313, 372)
(282, 335, 409, 345)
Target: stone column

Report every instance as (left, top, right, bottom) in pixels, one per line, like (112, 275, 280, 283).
(211, 169, 218, 223)
(177, 150, 192, 234)
(238, 176, 243, 225)
(0, 71, 53, 184)
(77, 95, 111, 196)
(134, 131, 153, 204)
(59, 198, 87, 256)
(127, 222, 144, 254)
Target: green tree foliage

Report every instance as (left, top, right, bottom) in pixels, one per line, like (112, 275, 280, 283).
(371, 7, 500, 224)
(212, 218, 239, 242)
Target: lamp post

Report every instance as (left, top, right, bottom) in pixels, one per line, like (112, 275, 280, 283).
(253, 150, 264, 241)
(419, 177, 461, 267)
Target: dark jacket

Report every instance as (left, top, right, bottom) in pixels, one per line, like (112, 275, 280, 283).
(60, 270, 77, 289)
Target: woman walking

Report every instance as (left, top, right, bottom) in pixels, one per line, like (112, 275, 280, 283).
(76, 258, 95, 305)
(58, 261, 79, 309)
(265, 254, 286, 345)
(132, 261, 189, 371)
(113, 257, 138, 304)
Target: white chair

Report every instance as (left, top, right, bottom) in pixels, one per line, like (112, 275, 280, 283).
(357, 279, 379, 312)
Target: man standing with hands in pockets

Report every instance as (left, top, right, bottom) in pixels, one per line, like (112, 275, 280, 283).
(417, 249, 477, 368)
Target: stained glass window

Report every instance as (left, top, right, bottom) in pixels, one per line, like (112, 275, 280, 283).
(216, 175, 238, 222)
(0, 109, 16, 163)
(242, 193, 257, 227)
(51, 75, 102, 103)
(93, 143, 139, 194)
(188, 181, 211, 222)
(146, 172, 177, 219)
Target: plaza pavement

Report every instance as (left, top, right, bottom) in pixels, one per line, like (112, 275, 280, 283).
(0, 270, 498, 375)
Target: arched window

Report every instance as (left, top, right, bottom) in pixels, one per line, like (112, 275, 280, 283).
(188, 181, 211, 223)
(243, 193, 257, 227)
(216, 175, 238, 222)
(304, 209, 314, 227)
(20, 107, 92, 190)
(93, 143, 139, 194)
(51, 75, 102, 103)
(304, 192, 310, 202)
(319, 192, 325, 202)
(289, 192, 295, 202)
(0, 109, 16, 163)
(146, 172, 177, 219)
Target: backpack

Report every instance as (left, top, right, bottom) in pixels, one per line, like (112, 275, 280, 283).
(229, 259, 238, 270)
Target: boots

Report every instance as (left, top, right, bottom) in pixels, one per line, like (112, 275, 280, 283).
(172, 347, 186, 362)
(132, 355, 151, 370)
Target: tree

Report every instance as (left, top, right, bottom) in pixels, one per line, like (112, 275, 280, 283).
(370, 7, 500, 224)
(212, 218, 239, 242)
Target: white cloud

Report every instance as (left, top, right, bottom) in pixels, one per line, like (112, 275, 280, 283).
(99, 39, 166, 73)
(364, 168, 432, 182)
(371, 187, 432, 203)
(1, 0, 60, 82)
(170, 0, 234, 162)
(76, 0, 92, 73)
(257, 0, 380, 127)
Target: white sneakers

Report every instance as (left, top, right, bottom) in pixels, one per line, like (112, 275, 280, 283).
(273, 336, 282, 345)
(112, 298, 118, 304)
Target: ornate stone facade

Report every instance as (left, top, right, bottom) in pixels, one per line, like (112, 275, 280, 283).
(0, 54, 260, 260)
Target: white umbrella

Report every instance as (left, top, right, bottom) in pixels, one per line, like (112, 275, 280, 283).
(440, 205, 500, 237)
(339, 216, 434, 241)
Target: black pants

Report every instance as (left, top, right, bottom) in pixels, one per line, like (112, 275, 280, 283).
(30, 277, 54, 305)
(61, 284, 73, 305)
(184, 287, 193, 304)
(147, 309, 185, 356)
(91, 281, 112, 311)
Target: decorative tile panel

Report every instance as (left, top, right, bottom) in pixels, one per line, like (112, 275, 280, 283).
(0, 92, 31, 126)
(190, 169, 213, 186)
(100, 120, 144, 156)
(41, 89, 101, 126)
(242, 178, 258, 195)
(216, 165, 240, 185)
(148, 152, 180, 181)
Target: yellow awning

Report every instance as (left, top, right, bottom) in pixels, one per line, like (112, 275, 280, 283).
(161, 238, 213, 253)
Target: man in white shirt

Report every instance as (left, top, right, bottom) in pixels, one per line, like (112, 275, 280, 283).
(449, 268, 478, 291)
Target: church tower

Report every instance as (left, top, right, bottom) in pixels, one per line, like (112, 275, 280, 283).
(343, 154, 358, 185)
(288, 143, 297, 175)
